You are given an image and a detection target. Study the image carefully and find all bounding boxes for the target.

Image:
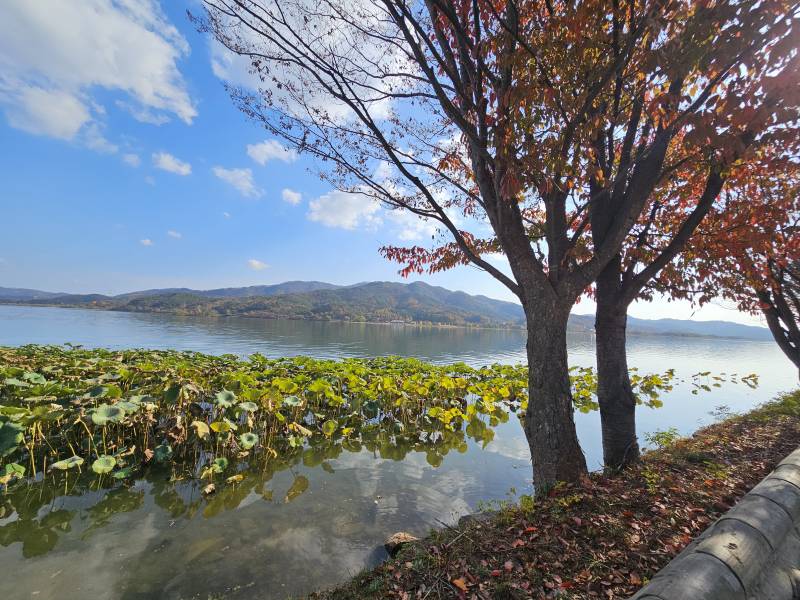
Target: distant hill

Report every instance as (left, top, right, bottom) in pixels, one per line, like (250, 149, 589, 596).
(0, 281, 771, 340)
(114, 280, 340, 300)
(115, 281, 526, 328)
(0, 287, 67, 301)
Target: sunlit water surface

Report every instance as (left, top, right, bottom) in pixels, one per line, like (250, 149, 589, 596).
(0, 305, 796, 599)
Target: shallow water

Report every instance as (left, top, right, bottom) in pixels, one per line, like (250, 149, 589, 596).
(0, 305, 796, 599)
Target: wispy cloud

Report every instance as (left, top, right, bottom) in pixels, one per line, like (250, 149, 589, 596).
(140, 238, 153, 247)
(153, 152, 191, 175)
(281, 188, 302, 205)
(247, 258, 268, 271)
(122, 153, 140, 167)
(222, 211, 231, 219)
(212, 166, 262, 198)
(167, 230, 182, 239)
(246, 140, 297, 165)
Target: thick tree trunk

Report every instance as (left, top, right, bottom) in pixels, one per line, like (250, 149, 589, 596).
(523, 301, 587, 491)
(595, 259, 640, 469)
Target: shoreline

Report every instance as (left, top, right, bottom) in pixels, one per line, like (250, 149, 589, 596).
(307, 390, 800, 599)
(0, 302, 772, 342)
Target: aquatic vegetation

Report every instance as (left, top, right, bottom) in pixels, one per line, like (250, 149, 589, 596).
(0, 345, 527, 488)
(0, 345, 754, 493)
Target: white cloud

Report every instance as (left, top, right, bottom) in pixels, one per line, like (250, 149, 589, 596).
(167, 230, 181, 239)
(247, 258, 269, 271)
(222, 211, 231, 219)
(281, 188, 302, 205)
(2, 86, 90, 139)
(386, 209, 438, 241)
(140, 238, 153, 246)
(0, 0, 196, 149)
(122, 153, 141, 167)
(83, 122, 118, 153)
(246, 140, 298, 166)
(212, 166, 262, 198)
(307, 190, 383, 230)
(153, 152, 191, 175)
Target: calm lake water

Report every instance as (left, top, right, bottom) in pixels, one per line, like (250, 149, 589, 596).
(0, 304, 796, 600)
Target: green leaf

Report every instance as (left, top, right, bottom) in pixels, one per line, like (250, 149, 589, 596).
(0, 422, 24, 457)
(22, 372, 47, 385)
(211, 457, 228, 473)
(86, 385, 108, 398)
(321, 420, 337, 437)
(154, 443, 173, 462)
(113, 466, 137, 480)
(237, 401, 258, 413)
(239, 432, 258, 449)
(91, 455, 117, 474)
(91, 404, 126, 426)
(3, 378, 30, 388)
(164, 384, 182, 404)
(210, 421, 231, 433)
(0, 462, 25, 485)
(282, 394, 303, 407)
(215, 390, 237, 408)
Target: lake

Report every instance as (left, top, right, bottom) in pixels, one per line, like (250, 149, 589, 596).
(0, 304, 796, 600)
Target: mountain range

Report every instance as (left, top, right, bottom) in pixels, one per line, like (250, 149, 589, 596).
(0, 281, 771, 340)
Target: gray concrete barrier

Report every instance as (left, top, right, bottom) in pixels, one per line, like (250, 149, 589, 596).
(630, 447, 800, 600)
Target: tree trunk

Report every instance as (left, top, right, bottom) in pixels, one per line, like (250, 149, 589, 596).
(523, 300, 587, 491)
(594, 259, 640, 469)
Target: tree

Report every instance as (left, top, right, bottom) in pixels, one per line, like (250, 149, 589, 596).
(200, 0, 798, 488)
(668, 159, 800, 380)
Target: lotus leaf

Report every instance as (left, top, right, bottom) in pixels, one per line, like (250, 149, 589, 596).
(237, 401, 258, 413)
(154, 443, 173, 462)
(51, 456, 84, 470)
(113, 466, 137, 480)
(91, 404, 126, 425)
(116, 401, 142, 413)
(22, 372, 47, 385)
(164, 384, 182, 404)
(283, 395, 303, 407)
(0, 462, 25, 485)
(321, 420, 337, 437)
(239, 432, 258, 449)
(191, 420, 210, 439)
(0, 421, 24, 457)
(215, 390, 237, 407)
(86, 385, 108, 398)
(4, 378, 30, 387)
(91, 455, 116, 474)
(209, 421, 231, 433)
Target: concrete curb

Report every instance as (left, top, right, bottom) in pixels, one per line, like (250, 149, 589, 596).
(629, 447, 800, 600)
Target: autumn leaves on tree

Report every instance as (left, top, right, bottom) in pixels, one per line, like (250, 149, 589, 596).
(201, 0, 800, 487)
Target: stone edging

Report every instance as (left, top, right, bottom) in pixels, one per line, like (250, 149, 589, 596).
(629, 447, 800, 599)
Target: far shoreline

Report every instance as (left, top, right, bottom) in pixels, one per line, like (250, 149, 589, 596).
(0, 301, 774, 343)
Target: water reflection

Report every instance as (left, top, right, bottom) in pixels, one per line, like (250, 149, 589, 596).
(0, 402, 527, 599)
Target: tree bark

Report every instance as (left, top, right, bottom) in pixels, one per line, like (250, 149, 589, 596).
(758, 290, 800, 381)
(594, 258, 640, 469)
(523, 300, 587, 490)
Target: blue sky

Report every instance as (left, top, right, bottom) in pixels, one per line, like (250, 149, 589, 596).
(0, 1, 762, 326)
